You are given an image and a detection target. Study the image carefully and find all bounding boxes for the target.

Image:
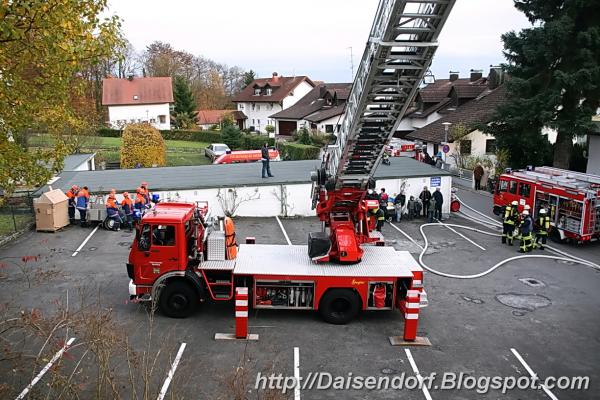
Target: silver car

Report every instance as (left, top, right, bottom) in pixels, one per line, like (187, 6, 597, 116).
(204, 143, 231, 161)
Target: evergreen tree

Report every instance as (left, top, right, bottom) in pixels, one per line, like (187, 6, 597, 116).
(242, 70, 256, 88)
(221, 125, 243, 150)
(487, 0, 600, 169)
(172, 76, 197, 127)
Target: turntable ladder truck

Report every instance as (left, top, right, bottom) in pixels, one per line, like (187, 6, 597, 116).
(126, 0, 455, 327)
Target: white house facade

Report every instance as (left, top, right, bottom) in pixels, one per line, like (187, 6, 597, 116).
(102, 76, 174, 130)
(107, 103, 171, 130)
(233, 73, 315, 136)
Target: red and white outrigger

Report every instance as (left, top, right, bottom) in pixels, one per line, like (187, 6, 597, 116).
(493, 166, 600, 243)
(126, 0, 455, 339)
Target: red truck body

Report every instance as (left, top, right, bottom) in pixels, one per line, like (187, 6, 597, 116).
(213, 149, 280, 164)
(127, 202, 425, 324)
(493, 167, 600, 243)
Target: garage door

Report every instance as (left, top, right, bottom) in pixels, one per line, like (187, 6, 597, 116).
(278, 121, 297, 135)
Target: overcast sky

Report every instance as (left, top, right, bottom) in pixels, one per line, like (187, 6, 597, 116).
(106, 0, 532, 82)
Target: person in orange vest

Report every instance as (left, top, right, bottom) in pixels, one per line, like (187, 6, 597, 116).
(140, 181, 151, 204)
(75, 186, 90, 227)
(105, 189, 122, 231)
(121, 192, 134, 232)
(66, 185, 78, 223)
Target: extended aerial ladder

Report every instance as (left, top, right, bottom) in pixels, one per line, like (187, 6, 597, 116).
(310, 0, 455, 263)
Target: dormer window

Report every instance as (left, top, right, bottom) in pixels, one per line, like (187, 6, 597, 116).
(254, 88, 261, 96)
(266, 88, 272, 96)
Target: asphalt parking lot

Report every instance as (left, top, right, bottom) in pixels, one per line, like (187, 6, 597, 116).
(0, 189, 598, 399)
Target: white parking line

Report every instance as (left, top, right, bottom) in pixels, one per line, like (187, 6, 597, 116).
(389, 223, 424, 251)
(71, 225, 99, 257)
(510, 348, 559, 400)
(157, 342, 187, 400)
(275, 216, 292, 246)
(15, 337, 76, 400)
(437, 220, 486, 251)
(294, 347, 301, 400)
(405, 349, 433, 400)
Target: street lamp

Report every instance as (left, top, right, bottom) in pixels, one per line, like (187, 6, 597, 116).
(441, 122, 452, 163)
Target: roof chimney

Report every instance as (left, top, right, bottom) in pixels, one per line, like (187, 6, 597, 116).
(271, 72, 280, 84)
(470, 69, 483, 82)
(449, 71, 459, 82)
(127, 74, 134, 81)
(487, 66, 505, 89)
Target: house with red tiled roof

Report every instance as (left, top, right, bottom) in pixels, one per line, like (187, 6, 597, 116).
(196, 109, 247, 130)
(270, 83, 351, 135)
(406, 71, 507, 167)
(102, 76, 174, 130)
(232, 72, 315, 136)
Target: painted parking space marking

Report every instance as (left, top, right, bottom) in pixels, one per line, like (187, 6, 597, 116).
(15, 337, 76, 400)
(157, 342, 187, 400)
(436, 220, 486, 251)
(405, 349, 433, 400)
(389, 223, 424, 251)
(71, 225, 99, 256)
(511, 348, 559, 400)
(275, 216, 292, 245)
(294, 346, 301, 400)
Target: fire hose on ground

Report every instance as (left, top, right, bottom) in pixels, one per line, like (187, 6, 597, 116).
(411, 196, 600, 279)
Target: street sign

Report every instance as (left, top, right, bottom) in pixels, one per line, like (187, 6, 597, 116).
(430, 176, 441, 187)
(442, 144, 450, 154)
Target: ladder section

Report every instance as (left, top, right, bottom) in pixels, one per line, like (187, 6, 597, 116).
(326, 0, 455, 189)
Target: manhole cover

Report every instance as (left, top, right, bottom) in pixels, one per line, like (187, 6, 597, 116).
(118, 242, 130, 247)
(518, 278, 545, 288)
(512, 310, 527, 317)
(462, 296, 484, 304)
(496, 293, 551, 311)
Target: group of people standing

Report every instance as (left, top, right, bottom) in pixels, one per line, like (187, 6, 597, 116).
(502, 201, 551, 253)
(65, 182, 152, 231)
(365, 185, 445, 231)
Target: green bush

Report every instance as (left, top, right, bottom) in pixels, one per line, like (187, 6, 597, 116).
(96, 128, 223, 143)
(221, 126, 243, 149)
(241, 134, 275, 150)
(159, 130, 222, 142)
(97, 128, 122, 137)
(278, 142, 320, 160)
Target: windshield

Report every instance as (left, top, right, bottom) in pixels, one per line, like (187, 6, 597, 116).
(214, 145, 229, 152)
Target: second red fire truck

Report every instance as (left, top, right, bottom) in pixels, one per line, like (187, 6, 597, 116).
(493, 166, 600, 243)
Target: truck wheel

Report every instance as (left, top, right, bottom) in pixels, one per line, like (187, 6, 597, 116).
(319, 289, 361, 325)
(159, 281, 198, 318)
(550, 229, 563, 244)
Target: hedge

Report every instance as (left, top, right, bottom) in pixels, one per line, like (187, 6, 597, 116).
(242, 135, 275, 150)
(97, 128, 223, 143)
(277, 142, 321, 161)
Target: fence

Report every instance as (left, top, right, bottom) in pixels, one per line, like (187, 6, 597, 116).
(0, 192, 34, 241)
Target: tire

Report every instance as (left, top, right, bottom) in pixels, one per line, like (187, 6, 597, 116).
(319, 289, 361, 325)
(550, 228, 563, 244)
(159, 281, 198, 318)
(103, 217, 115, 230)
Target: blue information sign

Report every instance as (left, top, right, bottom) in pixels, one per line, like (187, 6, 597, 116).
(430, 176, 441, 187)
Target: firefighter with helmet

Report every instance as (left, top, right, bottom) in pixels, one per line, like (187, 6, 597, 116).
(369, 205, 386, 232)
(502, 200, 519, 245)
(534, 208, 550, 250)
(66, 185, 78, 224)
(519, 209, 534, 253)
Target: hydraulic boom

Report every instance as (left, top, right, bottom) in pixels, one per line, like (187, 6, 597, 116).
(310, 0, 455, 263)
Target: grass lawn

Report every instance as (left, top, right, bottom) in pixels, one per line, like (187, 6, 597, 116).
(29, 134, 212, 167)
(0, 214, 33, 237)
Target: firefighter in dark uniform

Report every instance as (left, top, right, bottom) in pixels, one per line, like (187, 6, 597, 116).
(534, 208, 550, 250)
(502, 200, 518, 245)
(519, 209, 534, 253)
(370, 206, 386, 232)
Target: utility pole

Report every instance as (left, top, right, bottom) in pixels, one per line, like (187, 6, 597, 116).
(348, 47, 354, 80)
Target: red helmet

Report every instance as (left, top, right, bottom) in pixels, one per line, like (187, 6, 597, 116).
(123, 191, 129, 197)
(71, 185, 79, 190)
(136, 187, 142, 193)
(141, 181, 148, 186)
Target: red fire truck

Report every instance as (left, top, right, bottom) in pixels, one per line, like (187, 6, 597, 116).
(126, 202, 425, 324)
(213, 149, 280, 164)
(126, 1, 456, 328)
(493, 166, 600, 243)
